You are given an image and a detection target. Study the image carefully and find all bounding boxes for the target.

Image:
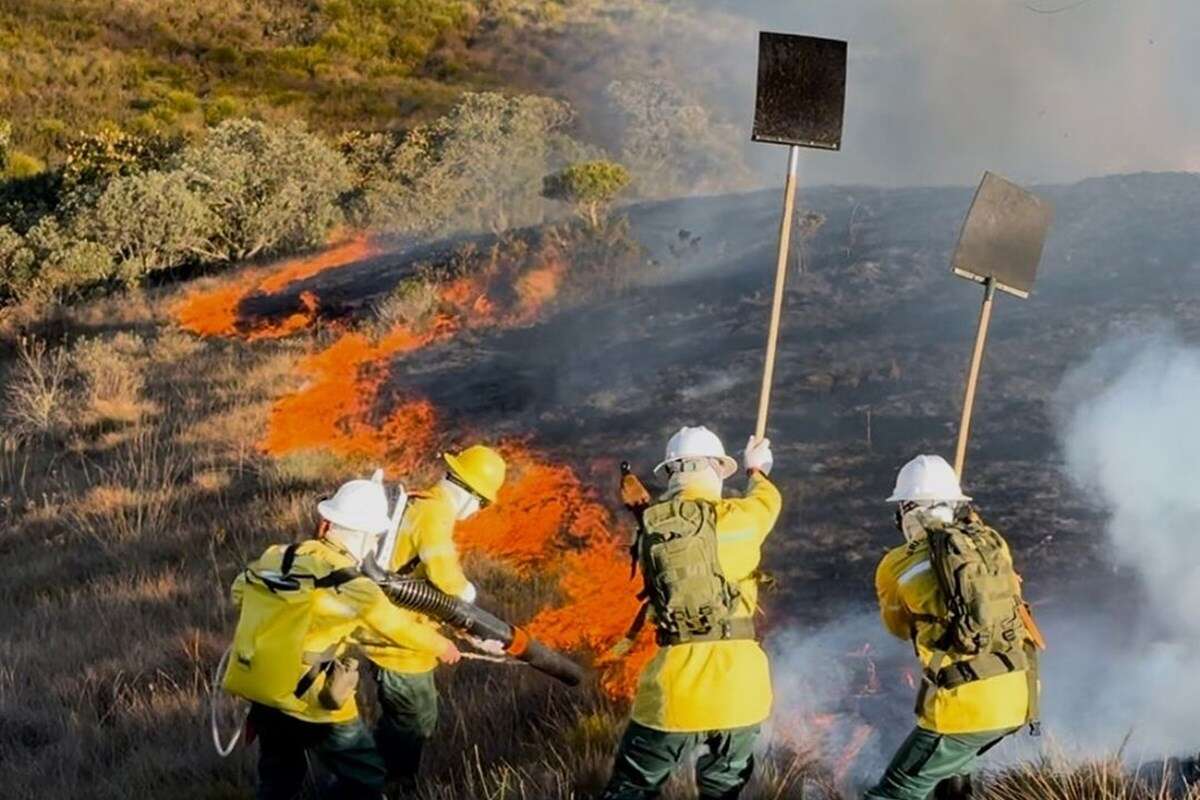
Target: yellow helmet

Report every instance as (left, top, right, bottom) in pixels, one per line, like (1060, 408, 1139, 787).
(443, 445, 507, 504)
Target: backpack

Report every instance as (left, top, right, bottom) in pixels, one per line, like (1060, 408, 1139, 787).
(926, 516, 1026, 658)
(920, 512, 1042, 725)
(635, 497, 755, 646)
(223, 543, 359, 713)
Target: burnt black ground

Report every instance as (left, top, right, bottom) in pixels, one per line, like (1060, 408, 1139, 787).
(242, 171, 1200, 628)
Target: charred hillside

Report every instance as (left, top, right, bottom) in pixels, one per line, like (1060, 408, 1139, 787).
(355, 171, 1200, 622)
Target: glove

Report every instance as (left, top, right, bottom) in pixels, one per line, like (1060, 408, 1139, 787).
(744, 436, 773, 476)
(467, 636, 507, 656)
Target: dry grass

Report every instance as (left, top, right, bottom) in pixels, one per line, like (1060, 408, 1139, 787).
(983, 757, 1200, 800)
(3, 335, 72, 435)
(372, 274, 441, 331)
(70, 332, 151, 426)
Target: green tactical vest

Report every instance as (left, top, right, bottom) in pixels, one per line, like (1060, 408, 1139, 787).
(637, 496, 755, 646)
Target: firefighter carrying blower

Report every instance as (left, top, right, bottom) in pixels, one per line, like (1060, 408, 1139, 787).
(223, 472, 460, 800)
(866, 455, 1045, 800)
(357, 445, 507, 792)
(601, 425, 781, 800)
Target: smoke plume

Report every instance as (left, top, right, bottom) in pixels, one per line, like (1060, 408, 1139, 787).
(568, 0, 1200, 188)
(1042, 330, 1200, 757)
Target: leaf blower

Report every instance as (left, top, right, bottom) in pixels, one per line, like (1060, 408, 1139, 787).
(360, 556, 584, 687)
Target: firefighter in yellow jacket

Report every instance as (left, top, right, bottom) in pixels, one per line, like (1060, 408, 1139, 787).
(226, 474, 460, 800)
(359, 445, 507, 790)
(601, 426, 781, 800)
(866, 455, 1034, 800)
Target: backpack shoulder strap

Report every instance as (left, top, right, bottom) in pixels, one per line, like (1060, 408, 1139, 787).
(314, 566, 361, 589)
(280, 543, 301, 575)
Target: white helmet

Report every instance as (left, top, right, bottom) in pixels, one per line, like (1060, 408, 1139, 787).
(654, 425, 738, 479)
(318, 475, 392, 534)
(887, 455, 971, 503)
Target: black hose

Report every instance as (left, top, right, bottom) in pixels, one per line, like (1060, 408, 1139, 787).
(361, 557, 583, 686)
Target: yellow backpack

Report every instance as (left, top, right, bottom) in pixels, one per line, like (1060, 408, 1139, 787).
(223, 543, 358, 712)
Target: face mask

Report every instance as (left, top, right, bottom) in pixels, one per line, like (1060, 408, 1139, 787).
(327, 525, 380, 563)
(456, 494, 481, 521)
(668, 461, 723, 498)
(897, 503, 957, 542)
(441, 478, 483, 520)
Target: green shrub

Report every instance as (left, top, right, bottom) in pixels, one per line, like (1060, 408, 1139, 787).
(542, 160, 631, 229)
(203, 96, 243, 125)
(73, 170, 217, 286)
(177, 118, 352, 262)
(62, 123, 175, 190)
(0, 217, 115, 303)
(4, 151, 44, 180)
(165, 90, 200, 114)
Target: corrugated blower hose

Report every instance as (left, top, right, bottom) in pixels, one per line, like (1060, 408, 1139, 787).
(360, 557, 585, 687)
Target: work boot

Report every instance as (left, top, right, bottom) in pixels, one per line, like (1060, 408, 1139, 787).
(933, 774, 974, 800)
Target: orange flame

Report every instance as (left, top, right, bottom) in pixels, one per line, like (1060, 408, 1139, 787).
(179, 230, 647, 695)
(173, 236, 377, 338)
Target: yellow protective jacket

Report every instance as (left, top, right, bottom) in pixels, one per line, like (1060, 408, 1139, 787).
(631, 473, 782, 732)
(876, 537, 1030, 734)
(229, 539, 450, 724)
(361, 484, 469, 674)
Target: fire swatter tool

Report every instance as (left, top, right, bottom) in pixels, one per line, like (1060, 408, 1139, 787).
(751, 31, 848, 439)
(950, 171, 1053, 478)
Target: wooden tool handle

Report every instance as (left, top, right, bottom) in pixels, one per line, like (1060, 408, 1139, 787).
(755, 145, 801, 440)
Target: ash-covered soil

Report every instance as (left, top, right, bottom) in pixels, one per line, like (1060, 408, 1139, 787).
(272, 171, 1200, 626)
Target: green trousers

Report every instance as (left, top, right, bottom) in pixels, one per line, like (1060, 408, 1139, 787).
(600, 721, 761, 800)
(248, 703, 385, 800)
(374, 668, 439, 790)
(864, 726, 1019, 800)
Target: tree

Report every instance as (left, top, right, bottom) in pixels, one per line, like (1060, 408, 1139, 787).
(338, 93, 589, 237)
(178, 118, 351, 262)
(73, 170, 218, 285)
(605, 79, 751, 198)
(542, 160, 631, 229)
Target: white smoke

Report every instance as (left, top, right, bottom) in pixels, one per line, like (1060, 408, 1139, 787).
(1043, 330, 1200, 757)
(766, 332, 1200, 784)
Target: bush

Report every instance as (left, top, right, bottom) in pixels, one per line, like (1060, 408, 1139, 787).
(73, 170, 217, 286)
(178, 118, 352, 262)
(62, 123, 176, 192)
(421, 92, 579, 233)
(605, 78, 750, 198)
(4, 151, 45, 180)
(0, 217, 113, 303)
(338, 129, 435, 232)
(542, 160, 631, 229)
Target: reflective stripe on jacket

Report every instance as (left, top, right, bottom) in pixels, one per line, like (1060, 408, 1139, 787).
(631, 473, 781, 732)
(361, 484, 466, 674)
(229, 539, 450, 724)
(875, 538, 1030, 734)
